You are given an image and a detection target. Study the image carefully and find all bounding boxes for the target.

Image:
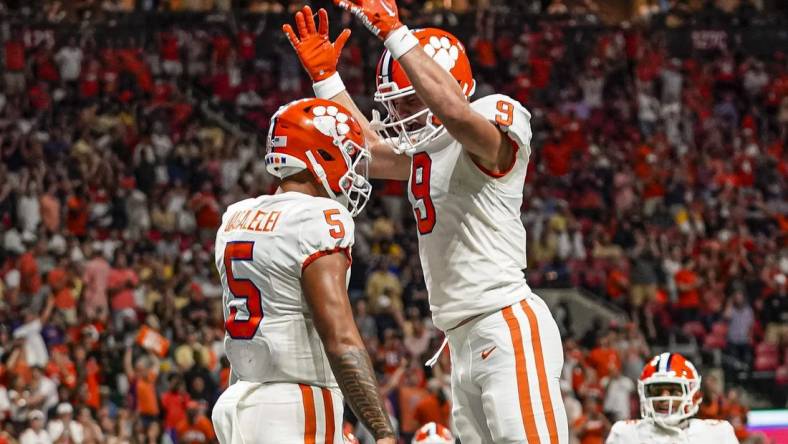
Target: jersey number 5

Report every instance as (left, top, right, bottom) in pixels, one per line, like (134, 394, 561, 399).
(223, 241, 263, 339)
(411, 152, 436, 235)
(324, 209, 346, 239)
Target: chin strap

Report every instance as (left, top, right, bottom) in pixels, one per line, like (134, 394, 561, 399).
(305, 150, 338, 201)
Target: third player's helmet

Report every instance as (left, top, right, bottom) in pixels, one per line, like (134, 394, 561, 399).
(373, 28, 475, 154)
(411, 422, 454, 444)
(638, 353, 702, 428)
(265, 98, 371, 216)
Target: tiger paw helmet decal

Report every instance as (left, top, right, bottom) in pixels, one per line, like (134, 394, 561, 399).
(312, 105, 352, 142)
(423, 35, 461, 72)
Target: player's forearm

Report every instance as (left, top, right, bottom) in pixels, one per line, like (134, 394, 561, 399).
(328, 90, 382, 144)
(324, 89, 409, 180)
(397, 47, 469, 127)
(324, 341, 395, 440)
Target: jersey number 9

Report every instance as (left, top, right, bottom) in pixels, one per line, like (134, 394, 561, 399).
(411, 152, 436, 235)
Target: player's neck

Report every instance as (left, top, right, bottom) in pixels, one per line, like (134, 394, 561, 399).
(279, 176, 327, 199)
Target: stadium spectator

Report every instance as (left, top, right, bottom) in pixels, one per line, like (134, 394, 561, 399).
(19, 410, 49, 444)
(47, 402, 84, 443)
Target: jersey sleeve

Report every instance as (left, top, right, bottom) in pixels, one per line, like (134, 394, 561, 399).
(470, 94, 533, 159)
(297, 199, 355, 275)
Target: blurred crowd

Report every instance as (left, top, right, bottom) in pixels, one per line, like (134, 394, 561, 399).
(0, 1, 787, 444)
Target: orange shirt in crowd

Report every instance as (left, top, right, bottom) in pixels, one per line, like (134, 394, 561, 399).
(54, 287, 76, 310)
(413, 394, 451, 431)
(45, 358, 77, 389)
(219, 367, 231, 391)
(176, 416, 215, 444)
(135, 370, 159, 416)
(574, 414, 606, 444)
(586, 347, 620, 379)
(398, 385, 428, 434)
(85, 358, 101, 410)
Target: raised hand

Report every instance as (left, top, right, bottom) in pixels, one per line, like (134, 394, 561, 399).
(333, 0, 402, 40)
(282, 6, 351, 81)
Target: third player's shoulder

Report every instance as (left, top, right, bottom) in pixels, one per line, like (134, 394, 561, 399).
(470, 94, 533, 155)
(688, 419, 738, 440)
(606, 419, 642, 443)
(610, 419, 643, 432)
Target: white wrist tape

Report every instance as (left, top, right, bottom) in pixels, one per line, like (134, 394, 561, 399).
(313, 72, 346, 99)
(384, 26, 419, 60)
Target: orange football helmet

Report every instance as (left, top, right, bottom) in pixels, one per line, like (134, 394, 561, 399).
(412, 422, 454, 444)
(266, 98, 371, 216)
(638, 353, 702, 428)
(372, 28, 476, 154)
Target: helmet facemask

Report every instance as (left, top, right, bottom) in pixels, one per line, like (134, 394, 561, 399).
(303, 137, 371, 217)
(638, 377, 701, 429)
(371, 83, 446, 155)
(336, 138, 371, 217)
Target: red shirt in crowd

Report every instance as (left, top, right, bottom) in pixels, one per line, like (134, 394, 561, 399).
(212, 34, 232, 65)
(4, 40, 25, 71)
(28, 83, 51, 110)
(675, 268, 700, 309)
(542, 140, 572, 176)
(80, 59, 101, 99)
(19, 251, 41, 296)
(66, 195, 89, 237)
(34, 50, 59, 82)
(161, 390, 191, 430)
(160, 32, 180, 61)
(237, 31, 255, 61)
(529, 55, 552, 89)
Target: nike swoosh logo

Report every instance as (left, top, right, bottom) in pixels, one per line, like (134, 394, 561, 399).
(481, 346, 496, 360)
(380, 1, 396, 17)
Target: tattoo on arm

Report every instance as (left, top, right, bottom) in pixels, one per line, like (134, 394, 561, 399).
(329, 348, 395, 439)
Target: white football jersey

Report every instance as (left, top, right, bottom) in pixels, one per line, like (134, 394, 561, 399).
(606, 419, 739, 444)
(215, 192, 354, 388)
(407, 94, 534, 330)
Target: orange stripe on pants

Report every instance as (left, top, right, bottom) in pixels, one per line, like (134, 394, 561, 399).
(299, 384, 317, 444)
(321, 388, 335, 444)
(520, 300, 559, 444)
(502, 305, 540, 442)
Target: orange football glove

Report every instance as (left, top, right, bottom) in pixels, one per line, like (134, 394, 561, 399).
(282, 6, 351, 82)
(334, 0, 403, 40)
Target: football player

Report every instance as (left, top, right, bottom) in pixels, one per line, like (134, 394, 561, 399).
(212, 98, 395, 444)
(284, 3, 568, 443)
(606, 353, 738, 443)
